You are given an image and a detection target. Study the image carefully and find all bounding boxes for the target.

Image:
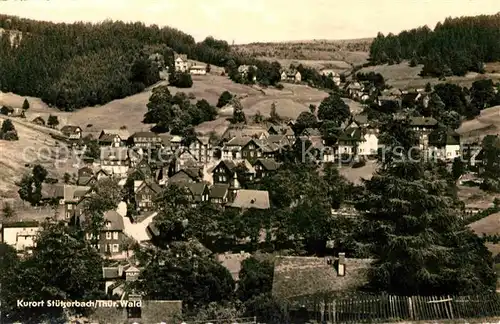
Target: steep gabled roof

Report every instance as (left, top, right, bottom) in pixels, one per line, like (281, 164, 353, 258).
(60, 125, 82, 134)
(254, 158, 280, 171)
(104, 210, 125, 231)
(209, 183, 230, 199)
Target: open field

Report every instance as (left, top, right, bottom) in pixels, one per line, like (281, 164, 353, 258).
(456, 106, 500, 143)
(257, 57, 353, 73)
(0, 116, 79, 200)
(232, 38, 372, 66)
(1, 74, 336, 136)
(358, 62, 500, 90)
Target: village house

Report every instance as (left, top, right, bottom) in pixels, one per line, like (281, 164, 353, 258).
(211, 160, 255, 185)
(346, 82, 364, 99)
(85, 210, 125, 257)
(337, 128, 362, 159)
(1, 221, 42, 254)
(98, 129, 130, 147)
(378, 95, 402, 108)
(409, 116, 439, 149)
(168, 168, 202, 184)
(221, 136, 248, 160)
(60, 125, 83, 140)
(428, 130, 461, 161)
(240, 138, 267, 162)
(320, 69, 341, 86)
(189, 65, 207, 75)
(237, 65, 257, 81)
(183, 182, 211, 206)
(209, 183, 230, 204)
(280, 69, 302, 83)
(267, 124, 295, 142)
(300, 127, 322, 138)
(159, 134, 182, 153)
(130, 131, 162, 148)
(77, 168, 109, 187)
(267, 134, 292, 149)
(100, 147, 130, 176)
(220, 125, 269, 143)
(272, 254, 373, 302)
(174, 53, 189, 72)
(63, 185, 92, 220)
(103, 261, 143, 298)
(31, 116, 45, 126)
(134, 179, 162, 212)
(185, 136, 212, 164)
(252, 158, 280, 180)
(344, 115, 379, 157)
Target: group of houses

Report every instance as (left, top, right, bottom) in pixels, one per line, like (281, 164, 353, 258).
(174, 53, 208, 75)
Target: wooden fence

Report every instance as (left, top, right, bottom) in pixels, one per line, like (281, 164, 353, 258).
(289, 294, 500, 323)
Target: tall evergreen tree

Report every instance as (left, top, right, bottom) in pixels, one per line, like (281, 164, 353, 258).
(356, 116, 497, 296)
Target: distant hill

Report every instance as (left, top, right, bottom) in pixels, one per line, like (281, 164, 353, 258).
(232, 38, 372, 66)
(368, 13, 500, 77)
(0, 15, 252, 111)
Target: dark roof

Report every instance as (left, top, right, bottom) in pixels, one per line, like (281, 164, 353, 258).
(102, 267, 120, 279)
(98, 133, 118, 143)
(103, 210, 125, 231)
(78, 166, 93, 176)
(186, 183, 208, 201)
(254, 158, 280, 171)
(217, 160, 237, 173)
(60, 125, 81, 134)
(131, 131, 159, 139)
(429, 130, 461, 147)
(32, 116, 45, 124)
(272, 256, 373, 300)
(143, 179, 162, 194)
(209, 183, 230, 199)
(338, 127, 362, 142)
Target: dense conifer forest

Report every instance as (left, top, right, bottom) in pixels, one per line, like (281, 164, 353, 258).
(0, 15, 250, 110)
(369, 14, 500, 77)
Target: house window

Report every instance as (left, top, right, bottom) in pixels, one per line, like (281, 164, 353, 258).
(219, 176, 223, 182)
(243, 151, 247, 157)
(113, 232, 119, 240)
(250, 151, 255, 157)
(112, 244, 119, 253)
(104, 244, 108, 252)
(86, 233, 91, 240)
(106, 232, 112, 240)
(222, 175, 227, 182)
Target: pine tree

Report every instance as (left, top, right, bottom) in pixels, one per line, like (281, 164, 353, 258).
(356, 117, 497, 296)
(22, 98, 30, 110)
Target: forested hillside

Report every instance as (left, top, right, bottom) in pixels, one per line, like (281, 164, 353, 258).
(369, 13, 500, 77)
(0, 15, 249, 110)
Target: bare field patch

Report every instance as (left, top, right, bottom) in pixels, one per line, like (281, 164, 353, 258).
(257, 57, 352, 71)
(0, 117, 79, 199)
(0, 75, 331, 137)
(232, 38, 371, 65)
(359, 62, 500, 90)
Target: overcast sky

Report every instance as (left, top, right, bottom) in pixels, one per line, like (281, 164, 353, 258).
(2, 0, 500, 44)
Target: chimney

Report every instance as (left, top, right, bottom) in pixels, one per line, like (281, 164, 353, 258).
(338, 252, 346, 276)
